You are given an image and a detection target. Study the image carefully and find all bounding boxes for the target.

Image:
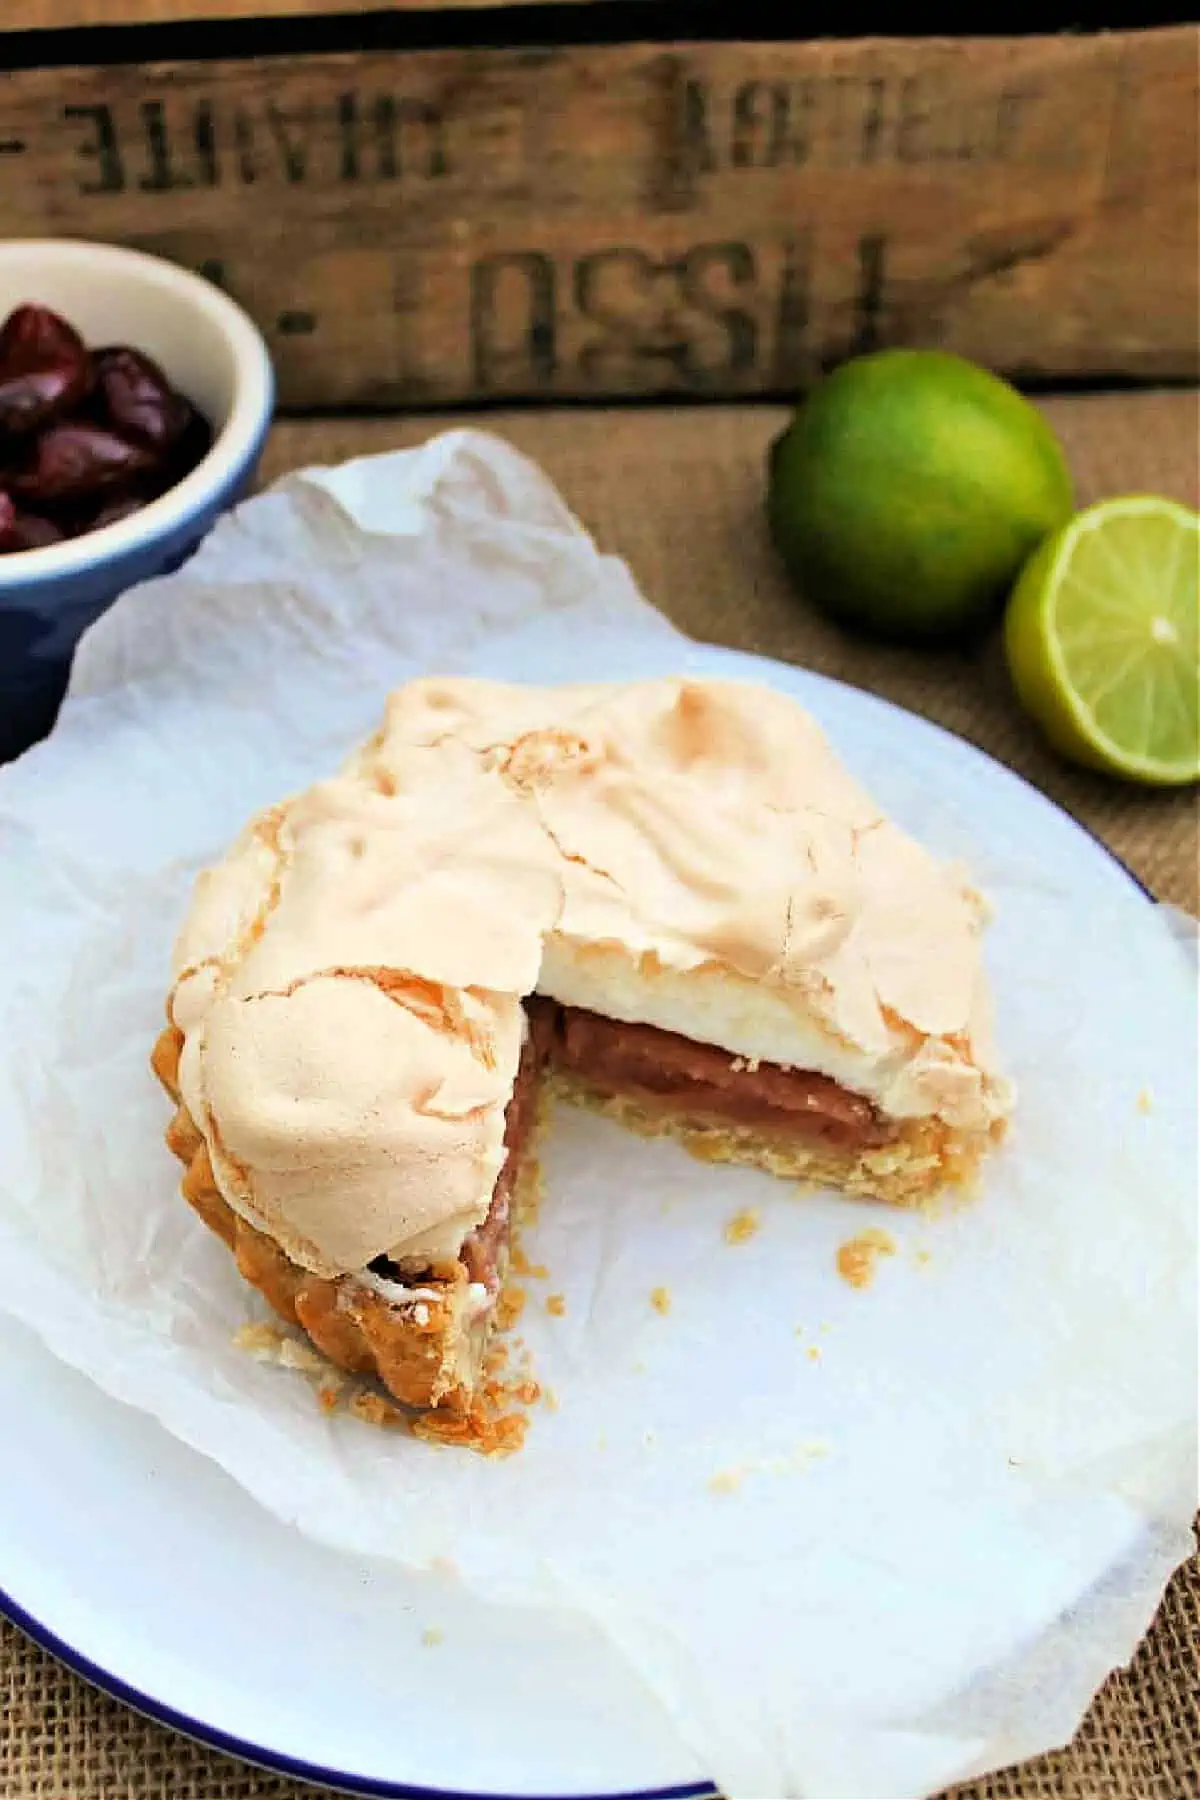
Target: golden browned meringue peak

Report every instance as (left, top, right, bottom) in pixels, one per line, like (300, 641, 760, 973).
(170, 677, 1013, 1278)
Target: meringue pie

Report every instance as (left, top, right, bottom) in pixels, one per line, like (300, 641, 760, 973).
(153, 677, 1012, 1420)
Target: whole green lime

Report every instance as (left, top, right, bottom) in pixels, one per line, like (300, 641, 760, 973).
(767, 349, 1074, 641)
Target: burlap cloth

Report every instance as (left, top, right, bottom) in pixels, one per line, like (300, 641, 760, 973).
(2, 392, 1196, 1800)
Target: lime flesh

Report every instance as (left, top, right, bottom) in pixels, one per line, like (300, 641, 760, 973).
(1004, 496, 1199, 786)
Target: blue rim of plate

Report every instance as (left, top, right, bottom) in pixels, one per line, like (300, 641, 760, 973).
(0, 1587, 708, 1800)
(0, 656, 1158, 1800)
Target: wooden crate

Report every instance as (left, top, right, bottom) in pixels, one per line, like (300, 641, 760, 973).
(2, 3, 1196, 408)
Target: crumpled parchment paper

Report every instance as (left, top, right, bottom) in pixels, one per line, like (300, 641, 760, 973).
(0, 430, 1195, 1800)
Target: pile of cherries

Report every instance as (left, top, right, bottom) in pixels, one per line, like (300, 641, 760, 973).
(0, 302, 213, 556)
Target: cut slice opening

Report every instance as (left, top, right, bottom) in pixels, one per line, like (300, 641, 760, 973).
(157, 997, 993, 1433)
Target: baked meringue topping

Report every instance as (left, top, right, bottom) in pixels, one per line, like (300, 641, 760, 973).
(169, 677, 1012, 1280)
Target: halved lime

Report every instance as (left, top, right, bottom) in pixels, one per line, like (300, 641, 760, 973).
(1004, 496, 1199, 785)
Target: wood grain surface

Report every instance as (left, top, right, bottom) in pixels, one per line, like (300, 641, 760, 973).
(1, 0, 610, 27)
(1, 28, 1196, 405)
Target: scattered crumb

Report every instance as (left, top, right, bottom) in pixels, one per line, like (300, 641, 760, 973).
(512, 1149, 545, 1229)
(428, 1555, 460, 1580)
(724, 1207, 760, 1245)
(643, 1428, 657, 1446)
(233, 1321, 289, 1361)
(1137, 1088, 1154, 1115)
(542, 1387, 559, 1412)
(630, 1358, 647, 1375)
(546, 1292, 566, 1316)
(836, 1228, 897, 1289)
(414, 1403, 527, 1456)
(913, 1248, 932, 1269)
(819, 1321, 833, 1335)
(760, 1443, 832, 1476)
(421, 1627, 444, 1647)
(349, 1391, 405, 1429)
(806, 1345, 822, 1363)
(510, 1243, 532, 1276)
(650, 1285, 671, 1315)
(495, 1285, 526, 1329)
(710, 1443, 829, 1494)
(794, 1324, 805, 1338)
(235, 1322, 345, 1407)
(597, 1432, 608, 1451)
(278, 1337, 333, 1376)
(411, 1312, 545, 1455)
(529, 1262, 550, 1280)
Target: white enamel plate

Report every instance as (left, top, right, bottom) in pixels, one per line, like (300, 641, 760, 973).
(0, 647, 1190, 1800)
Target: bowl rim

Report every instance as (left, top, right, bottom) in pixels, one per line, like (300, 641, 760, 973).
(0, 239, 274, 591)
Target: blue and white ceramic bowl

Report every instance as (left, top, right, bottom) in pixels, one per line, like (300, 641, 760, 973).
(0, 240, 274, 761)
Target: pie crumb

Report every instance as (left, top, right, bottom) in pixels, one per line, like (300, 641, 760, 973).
(724, 1207, 760, 1245)
(650, 1285, 671, 1314)
(414, 1404, 528, 1457)
(806, 1345, 822, 1363)
(278, 1337, 332, 1376)
(1136, 1088, 1154, 1115)
(546, 1292, 566, 1316)
(496, 1285, 526, 1329)
(543, 1387, 559, 1412)
(233, 1321, 289, 1361)
(836, 1228, 897, 1289)
(708, 1468, 743, 1495)
(350, 1391, 405, 1429)
(421, 1627, 444, 1648)
(411, 1323, 543, 1456)
(235, 1321, 338, 1386)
